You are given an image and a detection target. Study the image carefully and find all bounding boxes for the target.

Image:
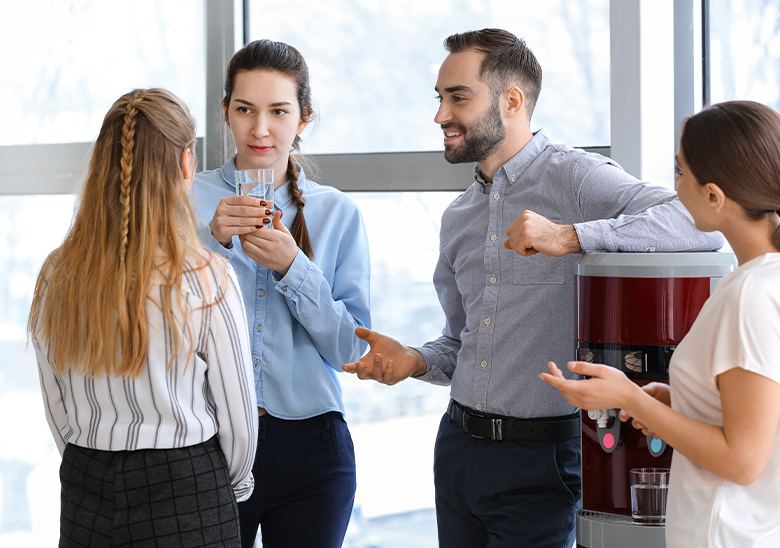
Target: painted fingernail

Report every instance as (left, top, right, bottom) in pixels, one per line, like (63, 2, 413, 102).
(263, 218, 271, 224)
(265, 209, 272, 215)
(260, 200, 267, 206)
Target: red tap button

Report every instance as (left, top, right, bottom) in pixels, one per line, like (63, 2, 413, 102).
(603, 432, 615, 450)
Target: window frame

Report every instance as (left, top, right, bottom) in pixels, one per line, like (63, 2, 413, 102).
(0, 0, 708, 195)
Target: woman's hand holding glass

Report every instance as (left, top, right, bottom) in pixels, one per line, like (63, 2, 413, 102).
(239, 211, 299, 276)
(208, 196, 273, 246)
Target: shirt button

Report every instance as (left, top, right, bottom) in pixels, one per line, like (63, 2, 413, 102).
(511, 176, 517, 182)
(493, 193, 500, 200)
(432, 371, 439, 376)
(490, 234, 497, 241)
(489, 276, 497, 284)
(481, 361, 487, 368)
(476, 404, 483, 410)
(648, 246, 656, 252)
(281, 286, 288, 292)
(256, 325, 263, 332)
(484, 318, 491, 325)
(258, 290, 264, 297)
(253, 359, 259, 366)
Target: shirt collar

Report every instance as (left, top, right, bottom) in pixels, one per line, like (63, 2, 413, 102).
(472, 128, 551, 191)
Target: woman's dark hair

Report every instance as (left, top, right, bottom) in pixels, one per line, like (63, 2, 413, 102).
(680, 100, 780, 250)
(223, 39, 314, 259)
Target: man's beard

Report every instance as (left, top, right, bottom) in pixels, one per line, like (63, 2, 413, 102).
(442, 96, 506, 164)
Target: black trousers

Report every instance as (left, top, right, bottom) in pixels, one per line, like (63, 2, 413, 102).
(238, 411, 356, 548)
(434, 412, 581, 548)
(59, 437, 240, 548)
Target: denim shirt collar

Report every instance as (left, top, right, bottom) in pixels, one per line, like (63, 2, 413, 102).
(473, 128, 551, 192)
(219, 155, 306, 209)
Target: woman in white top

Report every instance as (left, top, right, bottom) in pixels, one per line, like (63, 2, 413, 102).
(28, 88, 257, 548)
(542, 100, 780, 548)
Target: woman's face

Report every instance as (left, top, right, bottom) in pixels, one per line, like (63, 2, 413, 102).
(676, 148, 715, 232)
(226, 69, 308, 185)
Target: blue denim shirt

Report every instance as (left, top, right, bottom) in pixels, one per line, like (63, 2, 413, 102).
(191, 157, 371, 419)
(414, 129, 725, 419)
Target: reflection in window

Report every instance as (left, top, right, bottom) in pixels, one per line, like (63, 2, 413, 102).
(709, 0, 780, 109)
(248, 0, 609, 154)
(0, 0, 205, 146)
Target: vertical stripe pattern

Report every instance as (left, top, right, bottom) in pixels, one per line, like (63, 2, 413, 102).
(34, 254, 258, 502)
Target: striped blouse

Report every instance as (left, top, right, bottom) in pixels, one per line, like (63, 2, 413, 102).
(33, 254, 258, 502)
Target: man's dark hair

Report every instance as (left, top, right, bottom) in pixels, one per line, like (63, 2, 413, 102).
(444, 28, 542, 119)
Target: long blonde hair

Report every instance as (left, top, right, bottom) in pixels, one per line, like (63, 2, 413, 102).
(29, 88, 213, 378)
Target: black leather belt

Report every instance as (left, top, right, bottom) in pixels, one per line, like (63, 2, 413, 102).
(447, 399, 580, 441)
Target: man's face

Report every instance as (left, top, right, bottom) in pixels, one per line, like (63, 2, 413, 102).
(434, 50, 506, 164)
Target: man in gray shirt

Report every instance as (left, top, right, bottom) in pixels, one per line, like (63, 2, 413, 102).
(343, 29, 723, 547)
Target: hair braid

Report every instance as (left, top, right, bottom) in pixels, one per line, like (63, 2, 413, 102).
(286, 156, 314, 259)
(119, 100, 138, 264)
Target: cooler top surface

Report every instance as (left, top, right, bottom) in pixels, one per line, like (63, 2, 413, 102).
(577, 251, 736, 278)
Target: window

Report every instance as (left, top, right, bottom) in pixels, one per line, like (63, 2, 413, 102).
(0, 0, 205, 146)
(708, 0, 780, 109)
(247, 0, 610, 154)
(0, 195, 75, 544)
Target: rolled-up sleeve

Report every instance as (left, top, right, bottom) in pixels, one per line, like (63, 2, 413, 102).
(572, 162, 725, 252)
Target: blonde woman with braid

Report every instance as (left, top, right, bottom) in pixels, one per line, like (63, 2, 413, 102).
(192, 40, 370, 548)
(29, 88, 258, 548)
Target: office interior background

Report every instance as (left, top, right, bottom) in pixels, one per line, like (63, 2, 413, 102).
(0, 0, 776, 546)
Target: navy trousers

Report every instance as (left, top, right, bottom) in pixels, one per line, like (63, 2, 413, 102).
(433, 412, 581, 548)
(238, 411, 356, 548)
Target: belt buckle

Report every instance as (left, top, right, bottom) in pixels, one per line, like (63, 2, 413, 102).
(462, 412, 484, 439)
(492, 418, 503, 441)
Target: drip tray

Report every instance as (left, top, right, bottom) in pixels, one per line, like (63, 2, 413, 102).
(577, 509, 665, 548)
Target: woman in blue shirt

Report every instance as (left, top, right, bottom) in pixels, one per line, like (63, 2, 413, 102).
(191, 39, 370, 548)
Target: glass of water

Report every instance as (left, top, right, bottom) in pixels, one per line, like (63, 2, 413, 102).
(630, 467, 670, 524)
(236, 168, 274, 208)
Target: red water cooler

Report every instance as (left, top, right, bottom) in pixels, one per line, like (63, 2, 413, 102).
(575, 252, 736, 548)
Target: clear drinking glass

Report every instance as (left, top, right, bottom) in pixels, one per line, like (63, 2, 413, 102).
(236, 168, 274, 208)
(630, 467, 670, 524)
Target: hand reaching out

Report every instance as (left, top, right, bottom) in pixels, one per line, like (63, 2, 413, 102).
(342, 327, 427, 385)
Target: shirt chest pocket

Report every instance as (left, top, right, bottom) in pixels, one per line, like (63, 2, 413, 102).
(513, 251, 565, 285)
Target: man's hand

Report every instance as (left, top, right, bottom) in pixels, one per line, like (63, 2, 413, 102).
(342, 327, 427, 385)
(209, 195, 273, 246)
(504, 210, 582, 257)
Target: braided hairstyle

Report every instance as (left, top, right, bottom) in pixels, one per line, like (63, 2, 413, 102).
(223, 39, 314, 258)
(28, 88, 204, 377)
(680, 100, 780, 252)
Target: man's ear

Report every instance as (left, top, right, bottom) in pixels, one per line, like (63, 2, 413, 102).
(504, 86, 525, 119)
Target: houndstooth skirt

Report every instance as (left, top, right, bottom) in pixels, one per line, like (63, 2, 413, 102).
(58, 436, 240, 548)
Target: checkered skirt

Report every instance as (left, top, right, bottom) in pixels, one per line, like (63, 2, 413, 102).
(59, 436, 240, 548)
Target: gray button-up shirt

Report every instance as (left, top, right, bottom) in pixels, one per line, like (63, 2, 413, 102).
(415, 129, 724, 419)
